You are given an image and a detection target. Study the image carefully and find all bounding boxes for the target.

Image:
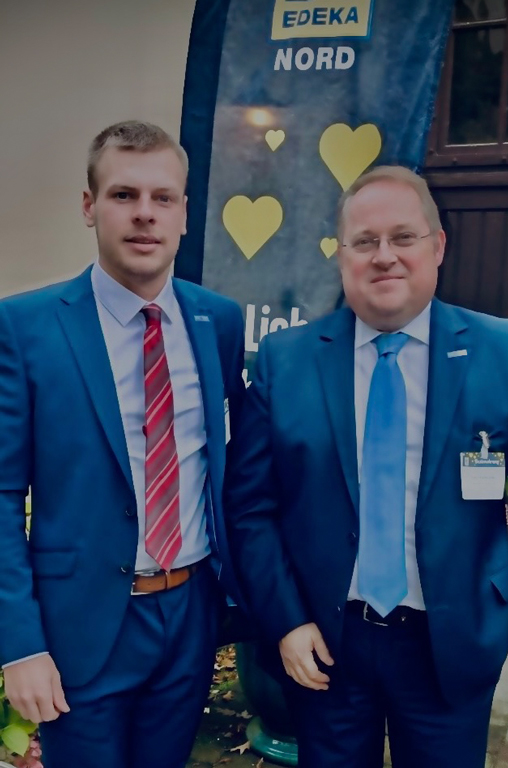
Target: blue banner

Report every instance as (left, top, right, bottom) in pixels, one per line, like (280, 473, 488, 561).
(179, 0, 453, 384)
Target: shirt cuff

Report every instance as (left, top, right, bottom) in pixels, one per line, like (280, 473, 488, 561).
(2, 651, 49, 668)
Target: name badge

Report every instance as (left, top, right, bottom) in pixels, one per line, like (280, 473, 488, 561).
(460, 452, 505, 500)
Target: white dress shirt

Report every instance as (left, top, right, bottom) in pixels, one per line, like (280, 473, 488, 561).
(348, 303, 431, 610)
(91, 262, 210, 571)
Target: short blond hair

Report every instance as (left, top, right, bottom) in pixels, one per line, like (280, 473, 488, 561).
(87, 120, 188, 197)
(337, 165, 441, 242)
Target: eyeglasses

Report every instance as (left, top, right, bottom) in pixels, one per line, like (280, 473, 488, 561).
(342, 232, 433, 254)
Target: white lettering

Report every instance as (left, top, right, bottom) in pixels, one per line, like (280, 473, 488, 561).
(316, 47, 334, 70)
(274, 46, 355, 72)
(259, 304, 271, 342)
(274, 48, 292, 71)
(335, 46, 355, 69)
(242, 368, 252, 388)
(290, 307, 307, 327)
(244, 303, 258, 353)
(295, 47, 314, 71)
(244, 304, 309, 354)
(269, 318, 289, 332)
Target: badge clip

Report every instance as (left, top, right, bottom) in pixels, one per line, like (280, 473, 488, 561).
(479, 431, 490, 460)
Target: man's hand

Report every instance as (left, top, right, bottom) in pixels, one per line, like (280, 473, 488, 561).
(3, 655, 70, 723)
(279, 623, 334, 690)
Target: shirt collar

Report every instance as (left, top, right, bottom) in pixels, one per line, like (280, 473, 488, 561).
(91, 261, 176, 327)
(355, 302, 431, 350)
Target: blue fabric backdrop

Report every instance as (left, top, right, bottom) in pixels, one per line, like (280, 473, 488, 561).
(178, 0, 453, 382)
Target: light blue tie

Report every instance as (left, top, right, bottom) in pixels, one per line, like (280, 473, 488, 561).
(358, 332, 409, 617)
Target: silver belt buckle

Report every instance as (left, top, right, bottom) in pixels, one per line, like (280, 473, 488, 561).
(131, 569, 161, 596)
(363, 602, 389, 627)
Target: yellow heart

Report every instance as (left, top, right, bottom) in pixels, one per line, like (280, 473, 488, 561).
(223, 196, 283, 260)
(319, 124, 382, 191)
(320, 237, 338, 259)
(265, 129, 285, 151)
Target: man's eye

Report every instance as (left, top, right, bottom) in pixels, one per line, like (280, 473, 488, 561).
(158, 195, 170, 203)
(115, 191, 131, 200)
(392, 232, 416, 245)
(354, 237, 375, 249)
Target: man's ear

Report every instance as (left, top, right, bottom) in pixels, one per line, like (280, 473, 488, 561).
(181, 195, 188, 236)
(82, 190, 96, 229)
(434, 229, 446, 267)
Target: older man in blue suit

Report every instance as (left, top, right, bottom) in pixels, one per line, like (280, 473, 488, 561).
(0, 121, 245, 768)
(226, 166, 508, 768)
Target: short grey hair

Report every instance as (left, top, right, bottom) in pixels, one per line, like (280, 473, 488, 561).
(87, 120, 188, 196)
(337, 165, 441, 243)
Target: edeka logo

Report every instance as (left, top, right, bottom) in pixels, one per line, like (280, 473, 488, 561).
(272, 0, 374, 40)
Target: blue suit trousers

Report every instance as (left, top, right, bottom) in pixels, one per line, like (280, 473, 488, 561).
(39, 565, 220, 768)
(284, 607, 496, 768)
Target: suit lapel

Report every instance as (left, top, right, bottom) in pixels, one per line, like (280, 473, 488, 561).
(56, 268, 134, 492)
(173, 280, 225, 478)
(315, 308, 359, 513)
(417, 299, 470, 511)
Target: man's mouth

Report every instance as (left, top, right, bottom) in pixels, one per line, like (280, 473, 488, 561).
(372, 275, 403, 283)
(125, 236, 161, 244)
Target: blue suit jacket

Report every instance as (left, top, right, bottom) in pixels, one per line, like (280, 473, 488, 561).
(0, 266, 245, 687)
(226, 299, 508, 705)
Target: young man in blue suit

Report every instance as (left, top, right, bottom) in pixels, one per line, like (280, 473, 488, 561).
(226, 166, 508, 768)
(0, 121, 245, 768)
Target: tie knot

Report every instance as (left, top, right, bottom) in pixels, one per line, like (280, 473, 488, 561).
(142, 303, 162, 326)
(374, 332, 408, 358)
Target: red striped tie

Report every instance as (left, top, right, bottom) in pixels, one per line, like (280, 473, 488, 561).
(141, 304, 181, 570)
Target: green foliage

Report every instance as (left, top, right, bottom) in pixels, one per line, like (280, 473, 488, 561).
(0, 673, 36, 757)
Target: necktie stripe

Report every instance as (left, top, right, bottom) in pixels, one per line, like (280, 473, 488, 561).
(145, 364, 173, 404)
(143, 343, 163, 373)
(146, 455, 179, 502)
(146, 427, 172, 462)
(144, 327, 158, 345)
(146, 410, 176, 452)
(146, 381, 172, 419)
(145, 440, 178, 488)
(145, 354, 166, 383)
(146, 519, 180, 559)
(141, 303, 181, 571)
(156, 527, 183, 564)
(148, 475, 180, 514)
(147, 457, 176, 490)
(146, 495, 180, 539)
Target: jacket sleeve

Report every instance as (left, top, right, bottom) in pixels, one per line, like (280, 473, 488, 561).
(0, 303, 48, 664)
(224, 335, 310, 644)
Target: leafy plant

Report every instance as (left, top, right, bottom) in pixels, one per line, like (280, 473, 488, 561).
(0, 673, 37, 758)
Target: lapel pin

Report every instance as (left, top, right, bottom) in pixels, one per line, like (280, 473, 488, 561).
(447, 349, 467, 358)
(194, 315, 210, 322)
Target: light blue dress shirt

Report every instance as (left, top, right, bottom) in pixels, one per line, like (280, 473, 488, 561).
(91, 262, 210, 572)
(348, 303, 431, 610)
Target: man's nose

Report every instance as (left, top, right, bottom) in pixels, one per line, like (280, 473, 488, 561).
(372, 238, 398, 267)
(132, 196, 155, 224)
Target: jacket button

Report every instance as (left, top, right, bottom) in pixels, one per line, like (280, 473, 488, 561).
(125, 507, 136, 518)
(349, 531, 358, 543)
(120, 563, 133, 574)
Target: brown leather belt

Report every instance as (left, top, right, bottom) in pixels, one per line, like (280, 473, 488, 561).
(132, 562, 200, 594)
